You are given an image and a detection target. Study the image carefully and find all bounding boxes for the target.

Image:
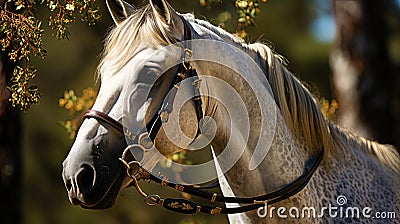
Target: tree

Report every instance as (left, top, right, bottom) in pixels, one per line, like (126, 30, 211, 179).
(0, 1, 101, 223)
(0, 51, 21, 224)
(330, 0, 399, 147)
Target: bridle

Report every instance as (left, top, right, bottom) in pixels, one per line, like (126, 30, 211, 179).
(83, 16, 324, 215)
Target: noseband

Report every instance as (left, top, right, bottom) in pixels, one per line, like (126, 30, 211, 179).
(83, 16, 324, 215)
(84, 110, 124, 134)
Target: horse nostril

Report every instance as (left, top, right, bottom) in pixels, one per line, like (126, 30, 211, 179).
(76, 164, 96, 196)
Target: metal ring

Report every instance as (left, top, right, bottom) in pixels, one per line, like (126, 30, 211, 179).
(127, 161, 141, 178)
(123, 144, 146, 162)
(185, 48, 193, 57)
(121, 146, 132, 162)
(138, 133, 153, 150)
(119, 158, 130, 170)
(144, 194, 161, 206)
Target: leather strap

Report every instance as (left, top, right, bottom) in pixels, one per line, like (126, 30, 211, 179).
(84, 110, 124, 135)
(145, 149, 324, 214)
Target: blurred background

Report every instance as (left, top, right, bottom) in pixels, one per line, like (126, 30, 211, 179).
(1, 0, 399, 223)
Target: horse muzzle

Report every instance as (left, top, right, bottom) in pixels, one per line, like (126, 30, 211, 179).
(62, 158, 123, 209)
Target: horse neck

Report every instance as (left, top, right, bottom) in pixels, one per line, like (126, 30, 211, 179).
(197, 61, 312, 196)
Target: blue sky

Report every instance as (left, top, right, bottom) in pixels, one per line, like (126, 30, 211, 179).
(309, 0, 400, 43)
(310, 13, 335, 43)
(309, 0, 335, 42)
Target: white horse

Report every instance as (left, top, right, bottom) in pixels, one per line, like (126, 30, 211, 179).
(62, 0, 400, 223)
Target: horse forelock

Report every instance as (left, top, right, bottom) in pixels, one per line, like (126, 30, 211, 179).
(98, 4, 180, 79)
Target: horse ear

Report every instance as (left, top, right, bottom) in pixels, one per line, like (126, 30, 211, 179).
(149, 0, 175, 25)
(106, 0, 136, 25)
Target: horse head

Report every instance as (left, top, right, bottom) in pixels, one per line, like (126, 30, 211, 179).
(62, 0, 198, 209)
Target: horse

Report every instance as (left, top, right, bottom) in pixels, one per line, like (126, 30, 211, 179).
(62, 0, 400, 223)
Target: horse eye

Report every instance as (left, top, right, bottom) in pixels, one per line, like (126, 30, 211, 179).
(146, 70, 159, 83)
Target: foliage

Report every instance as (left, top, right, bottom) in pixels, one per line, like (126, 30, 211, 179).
(1, 8, 45, 111)
(58, 87, 97, 139)
(0, 0, 101, 111)
(9, 65, 41, 110)
(46, 0, 101, 39)
(319, 98, 338, 121)
(235, 0, 267, 30)
(178, 216, 207, 224)
(199, 0, 269, 38)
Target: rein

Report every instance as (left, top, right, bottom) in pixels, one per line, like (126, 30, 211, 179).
(83, 16, 324, 215)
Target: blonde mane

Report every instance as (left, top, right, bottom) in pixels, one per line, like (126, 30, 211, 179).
(249, 43, 400, 174)
(99, 7, 400, 174)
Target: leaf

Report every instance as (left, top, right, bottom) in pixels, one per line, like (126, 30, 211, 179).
(16, 4, 24, 11)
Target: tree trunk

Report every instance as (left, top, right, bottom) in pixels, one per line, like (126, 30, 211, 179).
(330, 0, 397, 146)
(0, 53, 21, 224)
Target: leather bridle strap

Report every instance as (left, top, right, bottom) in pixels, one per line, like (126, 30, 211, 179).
(136, 149, 324, 214)
(150, 150, 323, 204)
(84, 109, 124, 135)
(146, 61, 201, 141)
(146, 15, 201, 139)
(84, 104, 324, 214)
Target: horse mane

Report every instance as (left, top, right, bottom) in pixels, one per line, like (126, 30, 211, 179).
(329, 124, 400, 174)
(248, 43, 400, 174)
(250, 44, 335, 154)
